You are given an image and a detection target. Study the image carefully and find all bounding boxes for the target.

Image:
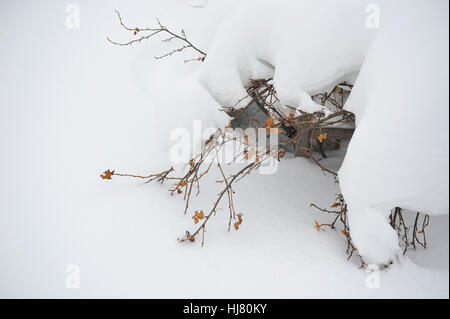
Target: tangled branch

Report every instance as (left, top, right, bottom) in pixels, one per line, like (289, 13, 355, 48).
(101, 69, 361, 256)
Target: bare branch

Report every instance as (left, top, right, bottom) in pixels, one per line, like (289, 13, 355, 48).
(107, 10, 207, 59)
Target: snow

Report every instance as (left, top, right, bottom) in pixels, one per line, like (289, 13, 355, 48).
(339, 0, 449, 264)
(0, 0, 448, 298)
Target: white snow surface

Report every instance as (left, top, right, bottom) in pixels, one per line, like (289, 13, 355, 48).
(0, 0, 448, 298)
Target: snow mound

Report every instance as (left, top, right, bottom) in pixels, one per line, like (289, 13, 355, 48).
(339, 0, 449, 264)
(196, 0, 377, 113)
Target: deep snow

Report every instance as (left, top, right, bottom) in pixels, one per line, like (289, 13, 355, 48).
(0, 0, 448, 298)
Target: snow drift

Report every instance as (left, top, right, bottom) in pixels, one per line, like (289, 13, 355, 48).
(0, 0, 447, 298)
(339, 0, 449, 264)
(195, 0, 449, 264)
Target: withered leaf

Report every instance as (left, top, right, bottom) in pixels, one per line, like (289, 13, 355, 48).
(100, 169, 115, 180)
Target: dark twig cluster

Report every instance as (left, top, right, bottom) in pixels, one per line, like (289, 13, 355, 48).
(102, 127, 283, 246)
